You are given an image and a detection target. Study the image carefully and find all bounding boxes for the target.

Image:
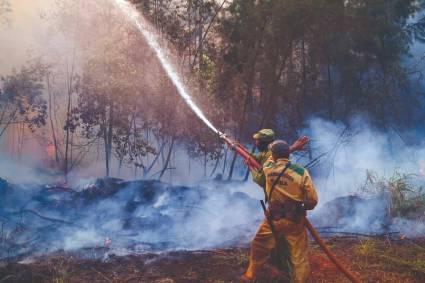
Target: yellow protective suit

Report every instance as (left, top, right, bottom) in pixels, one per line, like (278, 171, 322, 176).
(251, 149, 272, 188)
(245, 157, 318, 283)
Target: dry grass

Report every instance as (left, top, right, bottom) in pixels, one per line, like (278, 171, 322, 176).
(361, 170, 425, 219)
(313, 236, 425, 283)
(1, 237, 425, 282)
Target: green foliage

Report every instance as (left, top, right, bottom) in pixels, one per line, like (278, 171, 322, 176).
(355, 239, 377, 257)
(0, 62, 48, 136)
(121, 0, 425, 179)
(216, 0, 425, 134)
(200, 53, 215, 81)
(7, 0, 423, 179)
(64, 6, 160, 175)
(113, 122, 157, 168)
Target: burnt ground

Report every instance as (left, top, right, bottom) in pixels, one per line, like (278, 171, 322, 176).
(1, 236, 425, 283)
(1, 177, 425, 282)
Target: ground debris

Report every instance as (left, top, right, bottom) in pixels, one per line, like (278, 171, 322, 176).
(0, 177, 260, 261)
(0, 237, 424, 283)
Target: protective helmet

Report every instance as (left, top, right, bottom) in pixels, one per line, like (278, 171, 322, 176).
(253, 128, 275, 142)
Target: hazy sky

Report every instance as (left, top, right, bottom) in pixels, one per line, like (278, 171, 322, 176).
(0, 0, 53, 74)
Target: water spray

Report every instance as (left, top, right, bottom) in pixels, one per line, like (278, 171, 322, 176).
(112, 0, 219, 135)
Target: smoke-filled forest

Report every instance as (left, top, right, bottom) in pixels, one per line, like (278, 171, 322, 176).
(1, 1, 425, 282)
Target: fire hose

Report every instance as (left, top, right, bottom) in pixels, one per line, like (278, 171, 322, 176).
(218, 133, 362, 283)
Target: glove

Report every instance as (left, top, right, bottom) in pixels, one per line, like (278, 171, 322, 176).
(289, 136, 310, 153)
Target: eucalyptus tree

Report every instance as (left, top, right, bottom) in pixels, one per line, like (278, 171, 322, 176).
(0, 62, 47, 140)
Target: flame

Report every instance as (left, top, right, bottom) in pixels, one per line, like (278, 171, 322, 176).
(46, 143, 56, 160)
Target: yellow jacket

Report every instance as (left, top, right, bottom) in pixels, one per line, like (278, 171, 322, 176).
(251, 149, 272, 188)
(263, 157, 318, 210)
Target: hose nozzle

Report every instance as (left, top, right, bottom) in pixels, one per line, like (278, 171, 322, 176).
(218, 131, 236, 148)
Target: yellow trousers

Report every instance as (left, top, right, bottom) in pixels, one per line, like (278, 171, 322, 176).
(245, 218, 310, 283)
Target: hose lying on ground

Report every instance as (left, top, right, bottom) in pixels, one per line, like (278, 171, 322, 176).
(305, 217, 362, 283)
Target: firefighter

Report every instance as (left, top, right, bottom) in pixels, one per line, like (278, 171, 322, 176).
(242, 140, 318, 283)
(250, 129, 309, 190)
(250, 129, 275, 188)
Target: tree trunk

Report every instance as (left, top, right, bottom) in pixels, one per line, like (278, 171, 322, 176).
(158, 136, 175, 180)
(47, 74, 60, 163)
(0, 109, 17, 139)
(103, 125, 109, 177)
(118, 113, 136, 173)
(105, 102, 114, 177)
(221, 148, 228, 175)
(188, 0, 192, 62)
(227, 152, 238, 180)
(64, 87, 71, 178)
(301, 34, 307, 120)
(327, 61, 333, 119)
(145, 141, 166, 177)
(198, 0, 203, 71)
(209, 154, 221, 178)
(226, 17, 268, 180)
(17, 123, 25, 160)
(227, 81, 252, 180)
(204, 150, 207, 177)
(191, 0, 227, 68)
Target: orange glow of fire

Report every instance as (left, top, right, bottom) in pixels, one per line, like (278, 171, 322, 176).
(46, 144, 56, 160)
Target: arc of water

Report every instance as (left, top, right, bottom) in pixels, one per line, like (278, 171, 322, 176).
(112, 0, 219, 134)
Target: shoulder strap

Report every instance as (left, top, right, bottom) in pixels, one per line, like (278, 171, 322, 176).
(266, 162, 291, 203)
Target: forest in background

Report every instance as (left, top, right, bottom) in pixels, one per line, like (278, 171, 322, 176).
(1, 0, 425, 181)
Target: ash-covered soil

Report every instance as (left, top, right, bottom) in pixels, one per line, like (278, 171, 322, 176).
(0, 177, 261, 261)
(2, 176, 425, 282)
(1, 237, 424, 283)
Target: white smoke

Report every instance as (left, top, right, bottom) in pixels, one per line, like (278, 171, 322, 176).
(0, 177, 262, 260)
(303, 117, 425, 236)
(304, 116, 422, 203)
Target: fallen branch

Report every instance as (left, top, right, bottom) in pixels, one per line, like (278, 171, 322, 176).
(317, 231, 400, 238)
(22, 209, 73, 225)
(149, 167, 176, 178)
(0, 275, 13, 283)
(3, 236, 39, 248)
(405, 238, 425, 252)
(304, 152, 328, 169)
(123, 275, 144, 283)
(4, 209, 73, 225)
(91, 267, 113, 283)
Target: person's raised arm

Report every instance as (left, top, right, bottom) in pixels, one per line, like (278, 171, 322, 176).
(289, 136, 310, 153)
